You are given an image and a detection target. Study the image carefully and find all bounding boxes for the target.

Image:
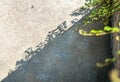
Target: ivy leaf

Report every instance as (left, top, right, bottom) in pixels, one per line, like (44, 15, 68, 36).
(112, 9, 115, 13)
(111, 27, 119, 32)
(96, 62, 104, 68)
(92, 17, 98, 20)
(103, 20, 109, 25)
(90, 30, 103, 34)
(105, 58, 112, 63)
(97, 30, 103, 33)
(104, 26, 112, 31)
(112, 58, 117, 62)
(90, 30, 97, 34)
(118, 51, 120, 56)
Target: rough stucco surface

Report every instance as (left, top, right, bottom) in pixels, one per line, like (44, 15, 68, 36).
(0, 0, 112, 82)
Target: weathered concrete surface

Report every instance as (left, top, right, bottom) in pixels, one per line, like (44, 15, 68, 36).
(1, 18, 112, 82)
(0, 0, 112, 82)
(0, 0, 85, 81)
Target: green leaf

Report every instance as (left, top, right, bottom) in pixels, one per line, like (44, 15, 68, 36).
(104, 26, 112, 31)
(118, 51, 120, 56)
(96, 62, 104, 68)
(90, 30, 97, 34)
(105, 58, 112, 63)
(112, 58, 117, 62)
(90, 30, 103, 34)
(111, 27, 119, 32)
(92, 17, 98, 20)
(112, 9, 115, 13)
(103, 20, 109, 25)
(97, 30, 103, 33)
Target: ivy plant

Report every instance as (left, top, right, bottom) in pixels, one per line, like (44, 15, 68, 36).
(78, 0, 120, 68)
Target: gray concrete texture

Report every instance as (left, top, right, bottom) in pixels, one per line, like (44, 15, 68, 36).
(0, 0, 112, 82)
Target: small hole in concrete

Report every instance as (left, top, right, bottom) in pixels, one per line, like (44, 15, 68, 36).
(31, 5, 34, 9)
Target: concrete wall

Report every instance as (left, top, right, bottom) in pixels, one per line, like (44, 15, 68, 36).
(0, 0, 84, 80)
(1, 20, 112, 82)
(0, 0, 112, 82)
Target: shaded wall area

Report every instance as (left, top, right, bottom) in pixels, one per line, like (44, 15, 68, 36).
(2, 17, 112, 82)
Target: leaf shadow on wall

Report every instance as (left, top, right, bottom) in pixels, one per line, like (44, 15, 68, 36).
(2, 11, 113, 82)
